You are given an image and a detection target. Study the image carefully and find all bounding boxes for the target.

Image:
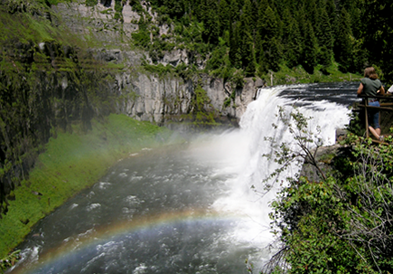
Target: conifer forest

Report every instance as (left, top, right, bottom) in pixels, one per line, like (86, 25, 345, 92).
(138, 0, 393, 82)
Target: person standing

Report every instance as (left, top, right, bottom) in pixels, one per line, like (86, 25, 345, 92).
(357, 66, 385, 140)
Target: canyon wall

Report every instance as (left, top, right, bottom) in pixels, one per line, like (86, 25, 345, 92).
(52, 0, 262, 124)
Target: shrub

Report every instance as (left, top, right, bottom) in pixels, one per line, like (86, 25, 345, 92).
(263, 108, 393, 273)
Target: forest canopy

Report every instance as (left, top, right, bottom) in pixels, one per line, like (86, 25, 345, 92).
(129, 0, 393, 83)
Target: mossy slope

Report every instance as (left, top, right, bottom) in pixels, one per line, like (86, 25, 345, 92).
(0, 114, 175, 259)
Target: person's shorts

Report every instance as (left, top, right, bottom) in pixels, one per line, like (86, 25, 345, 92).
(368, 101, 380, 129)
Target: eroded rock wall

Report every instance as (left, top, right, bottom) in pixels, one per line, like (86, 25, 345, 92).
(52, 1, 260, 124)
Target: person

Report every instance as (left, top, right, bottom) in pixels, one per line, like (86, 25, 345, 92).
(357, 66, 385, 140)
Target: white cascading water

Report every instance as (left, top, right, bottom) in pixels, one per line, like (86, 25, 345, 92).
(9, 84, 356, 274)
(192, 85, 352, 269)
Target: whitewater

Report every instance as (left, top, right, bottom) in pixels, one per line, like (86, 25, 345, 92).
(9, 84, 356, 274)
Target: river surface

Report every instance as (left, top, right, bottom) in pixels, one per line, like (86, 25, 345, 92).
(9, 82, 360, 274)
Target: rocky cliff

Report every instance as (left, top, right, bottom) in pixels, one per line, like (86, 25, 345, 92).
(52, 0, 262, 124)
(0, 0, 263, 214)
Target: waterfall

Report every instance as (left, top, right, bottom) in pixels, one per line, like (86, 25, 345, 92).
(9, 84, 356, 274)
(208, 85, 352, 268)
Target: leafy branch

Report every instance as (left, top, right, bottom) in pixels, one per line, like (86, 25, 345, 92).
(262, 106, 326, 191)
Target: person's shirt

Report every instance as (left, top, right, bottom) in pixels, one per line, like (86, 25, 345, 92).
(361, 77, 382, 97)
(388, 85, 393, 94)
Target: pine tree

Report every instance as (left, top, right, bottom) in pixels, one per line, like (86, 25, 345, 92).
(202, 0, 220, 44)
(239, 0, 255, 73)
(305, 0, 319, 31)
(228, 0, 240, 22)
(302, 21, 318, 73)
(362, 0, 393, 82)
(258, 5, 282, 72)
(285, 11, 303, 68)
(229, 20, 242, 69)
(317, 6, 333, 50)
(325, 0, 337, 44)
(218, 0, 230, 36)
(244, 32, 256, 76)
(316, 5, 333, 66)
(334, 8, 353, 72)
(241, 0, 254, 38)
(163, 0, 185, 18)
(255, 0, 269, 64)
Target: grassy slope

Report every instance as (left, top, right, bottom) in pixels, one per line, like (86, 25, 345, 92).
(0, 114, 176, 258)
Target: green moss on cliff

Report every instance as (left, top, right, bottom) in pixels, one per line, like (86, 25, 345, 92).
(0, 114, 175, 259)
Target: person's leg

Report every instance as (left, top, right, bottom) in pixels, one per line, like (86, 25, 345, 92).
(368, 102, 381, 139)
(369, 126, 380, 139)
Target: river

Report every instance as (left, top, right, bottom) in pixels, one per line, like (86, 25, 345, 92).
(8, 82, 360, 274)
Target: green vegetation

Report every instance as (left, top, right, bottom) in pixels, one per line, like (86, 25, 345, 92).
(0, 250, 20, 272)
(118, 0, 393, 84)
(262, 108, 393, 273)
(0, 0, 128, 218)
(190, 85, 217, 126)
(259, 63, 361, 86)
(1, 0, 393, 271)
(0, 114, 176, 261)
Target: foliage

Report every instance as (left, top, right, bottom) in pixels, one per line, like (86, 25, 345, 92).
(0, 250, 21, 272)
(133, 0, 392, 81)
(362, 0, 393, 84)
(131, 28, 150, 48)
(0, 1, 133, 218)
(262, 107, 325, 189)
(189, 85, 217, 125)
(263, 108, 393, 273)
(259, 63, 361, 87)
(85, 0, 96, 7)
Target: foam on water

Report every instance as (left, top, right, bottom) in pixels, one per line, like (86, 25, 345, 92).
(9, 85, 353, 274)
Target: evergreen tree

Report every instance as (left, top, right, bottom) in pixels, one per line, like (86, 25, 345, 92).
(334, 8, 353, 72)
(201, 0, 220, 44)
(316, 6, 333, 66)
(244, 32, 256, 76)
(258, 5, 282, 72)
(229, 20, 242, 69)
(305, 0, 319, 31)
(228, 0, 240, 22)
(285, 12, 303, 68)
(255, 0, 269, 64)
(362, 0, 393, 82)
(239, 0, 255, 73)
(241, 0, 254, 38)
(317, 6, 333, 50)
(162, 0, 185, 18)
(218, 0, 230, 36)
(296, 7, 307, 45)
(261, 6, 279, 46)
(325, 0, 337, 45)
(302, 21, 318, 73)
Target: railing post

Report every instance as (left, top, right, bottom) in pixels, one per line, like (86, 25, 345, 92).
(364, 96, 369, 138)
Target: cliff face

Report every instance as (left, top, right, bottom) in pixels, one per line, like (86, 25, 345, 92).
(52, 0, 260, 124)
(0, 0, 261, 214)
(0, 37, 116, 213)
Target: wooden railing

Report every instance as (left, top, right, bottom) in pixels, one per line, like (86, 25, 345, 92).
(357, 94, 393, 141)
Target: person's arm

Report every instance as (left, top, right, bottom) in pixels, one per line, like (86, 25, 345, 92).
(357, 83, 363, 95)
(378, 86, 385, 95)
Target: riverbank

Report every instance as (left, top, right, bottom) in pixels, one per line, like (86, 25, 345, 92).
(0, 114, 178, 261)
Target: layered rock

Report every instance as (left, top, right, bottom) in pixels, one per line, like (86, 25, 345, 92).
(52, 1, 260, 124)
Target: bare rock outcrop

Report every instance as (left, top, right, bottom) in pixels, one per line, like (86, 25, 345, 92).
(52, 1, 261, 125)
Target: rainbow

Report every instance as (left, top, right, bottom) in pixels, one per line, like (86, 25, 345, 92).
(12, 209, 240, 274)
